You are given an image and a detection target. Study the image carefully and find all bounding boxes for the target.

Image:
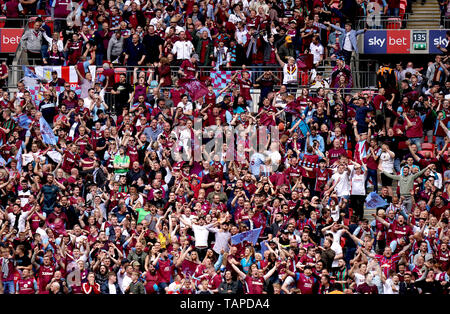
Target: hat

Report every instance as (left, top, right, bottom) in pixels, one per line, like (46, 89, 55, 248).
(191, 54, 200, 61)
(132, 261, 140, 266)
(285, 35, 292, 43)
(289, 19, 297, 24)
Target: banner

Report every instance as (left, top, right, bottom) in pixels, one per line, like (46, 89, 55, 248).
(365, 191, 388, 209)
(210, 71, 233, 90)
(210, 71, 247, 90)
(429, 30, 448, 54)
(28, 85, 81, 105)
(0, 154, 6, 166)
(34, 65, 96, 86)
(47, 150, 62, 164)
(179, 78, 209, 101)
(15, 146, 22, 172)
(231, 227, 262, 245)
(180, 260, 199, 278)
(39, 117, 58, 145)
(363, 30, 410, 54)
(0, 28, 23, 53)
(16, 113, 32, 130)
(298, 119, 310, 137)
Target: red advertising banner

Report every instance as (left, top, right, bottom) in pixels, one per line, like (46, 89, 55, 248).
(0, 28, 24, 53)
(386, 30, 411, 54)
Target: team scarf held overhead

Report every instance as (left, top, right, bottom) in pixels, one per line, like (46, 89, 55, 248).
(298, 159, 338, 170)
(39, 117, 58, 145)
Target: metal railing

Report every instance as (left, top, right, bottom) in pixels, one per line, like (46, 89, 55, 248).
(354, 15, 449, 29)
(4, 63, 378, 90)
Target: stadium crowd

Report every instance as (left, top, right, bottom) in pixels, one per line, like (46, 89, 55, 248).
(0, 0, 448, 295)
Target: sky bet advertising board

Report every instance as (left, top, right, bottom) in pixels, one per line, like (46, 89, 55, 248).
(363, 30, 411, 54)
(429, 30, 448, 54)
(362, 29, 448, 54)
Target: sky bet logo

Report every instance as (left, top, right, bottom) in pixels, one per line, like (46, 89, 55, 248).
(368, 36, 386, 47)
(430, 30, 448, 54)
(364, 30, 410, 54)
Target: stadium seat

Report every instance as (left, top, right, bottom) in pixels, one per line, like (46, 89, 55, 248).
(331, 17, 340, 25)
(418, 150, 434, 158)
(399, 1, 406, 20)
(28, 16, 38, 29)
(387, 18, 402, 29)
(45, 17, 54, 33)
(114, 67, 127, 83)
(421, 143, 435, 151)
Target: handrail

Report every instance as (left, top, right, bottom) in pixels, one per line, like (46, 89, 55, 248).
(5, 63, 379, 90)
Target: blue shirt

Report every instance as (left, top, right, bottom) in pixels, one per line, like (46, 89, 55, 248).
(124, 39, 146, 66)
(308, 134, 325, 153)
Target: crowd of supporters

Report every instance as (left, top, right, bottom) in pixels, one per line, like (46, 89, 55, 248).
(0, 0, 448, 295)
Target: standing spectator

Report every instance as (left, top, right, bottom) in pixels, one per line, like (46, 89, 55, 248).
(124, 34, 146, 66)
(322, 21, 366, 66)
(20, 19, 43, 65)
(171, 31, 195, 66)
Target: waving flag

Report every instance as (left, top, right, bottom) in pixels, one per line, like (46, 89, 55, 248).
(0, 155, 6, 166)
(39, 117, 57, 145)
(179, 78, 209, 101)
(231, 227, 262, 245)
(365, 192, 388, 209)
(180, 260, 199, 278)
(17, 114, 32, 130)
(210, 71, 233, 90)
(22, 65, 42, 80)
(210, 71, 248, 90)
(15, 146, 22, 172)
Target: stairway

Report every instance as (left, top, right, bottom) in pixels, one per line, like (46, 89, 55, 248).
(406, 0, 442, 29)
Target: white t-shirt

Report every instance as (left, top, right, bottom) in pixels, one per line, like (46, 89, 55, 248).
(383, 278, 399, 294)
(120, 274, 132, 292)
(350, 171, 366, 195)
(149, 17, 163, 27)
(354, 272, 365, 287)
(331, 241, 343, 268)
(177, 101, 193, 115)
(329, 205, 340, 222)
(326, 229, 345, 246)
(108, 283, 117, 294)
(309, 42, 324, 64)
(171, 40, 194, 60)
(229, 13, 244, 24)
(235, 28, 248, 45)
(192, 224, 210, 247)
(343, 32, 352, 51)
(331, 170, 351, 197)
(380, 151, 395, 173)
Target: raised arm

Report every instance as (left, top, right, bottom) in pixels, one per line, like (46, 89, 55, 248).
(230, 261, 246, 279)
